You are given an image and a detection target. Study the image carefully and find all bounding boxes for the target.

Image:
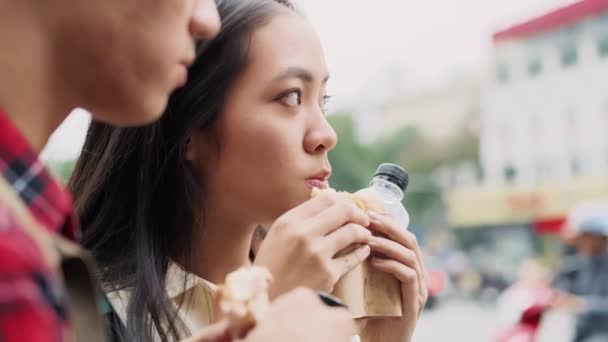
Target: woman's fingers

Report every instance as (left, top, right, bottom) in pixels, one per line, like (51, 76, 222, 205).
(331, 244, 371, 279)
(183, 320, 231, 342)
(368, 212, 428, 302)
(324, 223, 372, 256)
(277, 191, 369, 236)
(368, 236, 417, 269)
(370, 257, 419, 294)
(367, 212, 414, 249)
(308, 197, 370, 235)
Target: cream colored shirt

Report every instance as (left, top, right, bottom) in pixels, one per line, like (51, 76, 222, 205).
(107, 264, 363, 342)
(106, 263, 218, 340)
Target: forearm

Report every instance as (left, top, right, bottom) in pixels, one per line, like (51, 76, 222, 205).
(582, 297, 608, 314)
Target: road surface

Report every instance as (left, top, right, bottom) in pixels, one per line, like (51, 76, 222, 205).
(413, 299, 574, 342)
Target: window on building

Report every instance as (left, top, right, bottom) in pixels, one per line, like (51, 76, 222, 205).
(598, 36, 608, 58)
(504, 165, 517, 183)
(497, 63, 509, 84)
(527, 58, 542, 77)
(570, 158, 582, 175)
(560, 45, 578, 68)
(566, 108, 577, 134)
(535, 160, 553, 182)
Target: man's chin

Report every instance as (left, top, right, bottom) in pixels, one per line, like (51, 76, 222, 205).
(88, 104, 164, 128)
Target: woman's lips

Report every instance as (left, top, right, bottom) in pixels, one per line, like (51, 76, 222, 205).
(306, 178, 329, 189)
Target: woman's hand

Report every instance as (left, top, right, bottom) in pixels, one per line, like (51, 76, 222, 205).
(254, 191, 372, 299)
(360, 211, 428, 342)
(186, 289, 356, 342)
(183, 321, 231, 342)
(245, 288, 357, 342)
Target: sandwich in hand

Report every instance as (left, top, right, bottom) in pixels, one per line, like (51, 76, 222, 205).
(215, 266, 273, 339)
(310, 187, 385, 214)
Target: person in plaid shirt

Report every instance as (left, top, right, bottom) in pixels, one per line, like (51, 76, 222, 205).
(0, 111, 78, 341)
(0, 0, 361, 341)
(0, 0, 221, 340)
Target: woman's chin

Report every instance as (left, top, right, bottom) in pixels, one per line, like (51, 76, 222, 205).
(257, 187, 316, 223)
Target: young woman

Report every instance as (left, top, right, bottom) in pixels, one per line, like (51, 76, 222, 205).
(69, 0, 427, 341)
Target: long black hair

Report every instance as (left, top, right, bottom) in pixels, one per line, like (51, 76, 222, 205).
(68, 0, 294, 341)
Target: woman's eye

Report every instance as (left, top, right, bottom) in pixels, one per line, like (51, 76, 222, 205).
(281, 90, 301, 107)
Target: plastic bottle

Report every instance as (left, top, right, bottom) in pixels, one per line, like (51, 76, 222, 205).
(356, 163, 409, 230)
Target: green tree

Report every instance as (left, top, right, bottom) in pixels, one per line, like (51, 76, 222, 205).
(326, 114, 369, 192)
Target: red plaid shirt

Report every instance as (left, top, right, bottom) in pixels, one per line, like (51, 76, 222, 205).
(0, 109, 78, 341)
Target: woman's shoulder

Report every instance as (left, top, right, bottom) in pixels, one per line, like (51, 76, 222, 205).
(104, 286, 132, 324)
(105, 309, 128, 342)
(103, 262, 219, 340)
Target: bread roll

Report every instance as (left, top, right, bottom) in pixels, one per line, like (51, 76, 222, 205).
(215, 266, 273, 339)
(310, 187, 385, 213)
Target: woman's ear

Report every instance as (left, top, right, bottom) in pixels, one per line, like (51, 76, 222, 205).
(186, 131, 217, 168)
(250, 225, 268, 260)
(185, 136, 196, 162)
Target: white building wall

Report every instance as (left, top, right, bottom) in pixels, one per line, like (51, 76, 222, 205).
(481, 15, 608, 186)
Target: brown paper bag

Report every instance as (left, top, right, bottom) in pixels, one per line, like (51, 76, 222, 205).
(332, 258, 402, 318)
(311, 187, 403, 318)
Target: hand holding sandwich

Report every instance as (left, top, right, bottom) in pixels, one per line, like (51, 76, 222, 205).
(254, 190, 372, 299)
(187, 288, 355, 342)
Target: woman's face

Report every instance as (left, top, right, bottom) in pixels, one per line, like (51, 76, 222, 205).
(577, 233, 608, 256)
(190, 11, 337, 224)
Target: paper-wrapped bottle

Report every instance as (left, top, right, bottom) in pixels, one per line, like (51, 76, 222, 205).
(330, 163, 410, 318)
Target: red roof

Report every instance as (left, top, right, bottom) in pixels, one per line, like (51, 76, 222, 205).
(493, 0, 608, 43)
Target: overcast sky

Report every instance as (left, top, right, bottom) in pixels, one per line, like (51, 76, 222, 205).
(42, 0, 576, 161)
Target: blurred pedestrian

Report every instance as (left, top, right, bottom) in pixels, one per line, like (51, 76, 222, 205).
(553, 203, 608, 342)
(492, 259, 554, 342)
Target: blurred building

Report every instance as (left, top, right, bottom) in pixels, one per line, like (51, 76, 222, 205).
(481, 0, 608, 186)
(345, 68, 480, 145)
(445, 0, 608, 278)
(381, 74, 480, 145)
(345, 67, 413, 144)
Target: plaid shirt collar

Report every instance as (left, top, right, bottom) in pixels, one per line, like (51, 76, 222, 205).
(0, 108, 77, 240)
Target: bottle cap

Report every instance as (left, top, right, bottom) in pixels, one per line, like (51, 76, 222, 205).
(374, 163, 409, 192)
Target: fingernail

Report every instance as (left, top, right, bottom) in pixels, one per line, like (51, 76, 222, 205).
(367, 211, 380, 221)
(360, 245, 371, 256)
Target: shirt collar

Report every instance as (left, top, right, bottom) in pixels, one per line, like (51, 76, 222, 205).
(0, 109, 77, 240)
(165, 262, 217, 299)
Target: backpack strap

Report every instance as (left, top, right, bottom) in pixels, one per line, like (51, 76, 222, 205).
(0, 176, 107, 342)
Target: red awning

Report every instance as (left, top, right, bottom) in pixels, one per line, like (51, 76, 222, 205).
(533, 217, 566, 234)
